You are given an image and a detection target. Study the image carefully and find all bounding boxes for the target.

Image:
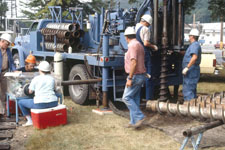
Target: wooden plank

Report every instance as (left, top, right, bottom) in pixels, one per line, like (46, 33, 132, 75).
(0, 145, 10, 150)
(0, 132, 13, 139)
(0, 117, 16, 122)
(0, 122, 16, 130)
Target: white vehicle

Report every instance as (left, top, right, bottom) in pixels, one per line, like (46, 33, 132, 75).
(200, 53, 216, 74)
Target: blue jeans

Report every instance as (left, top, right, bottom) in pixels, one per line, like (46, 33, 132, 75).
(18, 99, 58, 116)
(122, 74, 146, 125)
(145, 52, 154, 100)
(183, 66, 200, 101)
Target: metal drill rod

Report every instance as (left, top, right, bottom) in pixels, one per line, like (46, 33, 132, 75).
(183, 120, 223, 137)
(146, 100, 225, 121)
(44, 35, 75, 45)
(46, 23, 75, 31)
(158, 0, 169, 101)
(40, 42, 68, 51)
(41, 28, 71, 38)
(60, 78, 102, 86)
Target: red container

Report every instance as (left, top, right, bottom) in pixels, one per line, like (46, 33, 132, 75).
(31, 105, 67, 129)
(6, 100, 22, 115)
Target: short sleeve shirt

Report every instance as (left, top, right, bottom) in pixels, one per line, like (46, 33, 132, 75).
(135, 23, 150, 43)
(124, 39, 146, 74)
(29, 74, 57, 104)
(1, 50, 8, 71)
(182, 41, 202, 68)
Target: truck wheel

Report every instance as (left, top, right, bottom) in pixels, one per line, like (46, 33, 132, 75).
(13, 53, 20, 69)
(69, 64, 89, 105)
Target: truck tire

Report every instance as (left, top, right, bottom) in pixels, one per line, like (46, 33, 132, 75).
(13, 53, 20, 69)
(69, 64, 89, 105)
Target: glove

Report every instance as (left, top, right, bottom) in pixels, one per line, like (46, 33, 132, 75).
(152, 45, 158, 51)
(182, 67, 189, 75)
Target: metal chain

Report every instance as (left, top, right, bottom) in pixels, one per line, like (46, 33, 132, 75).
(96, 88, 100, 108)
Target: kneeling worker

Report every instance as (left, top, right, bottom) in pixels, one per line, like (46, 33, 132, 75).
(18, 61, 58, 126)
(17, 54, 38, 72)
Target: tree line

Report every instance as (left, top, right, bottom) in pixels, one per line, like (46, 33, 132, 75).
(0, 0, 224, 29)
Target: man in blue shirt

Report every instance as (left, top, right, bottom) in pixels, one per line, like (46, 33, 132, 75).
(17, 54, 38, 72)
(182, 29, 201, 101)
(0, 33, 16, 115)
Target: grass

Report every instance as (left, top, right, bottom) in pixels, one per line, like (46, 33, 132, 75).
(24, 69, 225, 150)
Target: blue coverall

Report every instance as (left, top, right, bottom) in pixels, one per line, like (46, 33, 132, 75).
(136, 26, 154, 100)
(182, 41, 201, 101)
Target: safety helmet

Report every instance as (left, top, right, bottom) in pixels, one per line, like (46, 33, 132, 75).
(0, 33, 13, 43)
(189, 28, 200, 37)
(38, 61, 51, 72)
(141, 14, 152, 25)
(124, 27, 136, 36)
(25, 54, 36, 64)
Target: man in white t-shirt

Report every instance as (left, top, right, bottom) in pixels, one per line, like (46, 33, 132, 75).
(135, 14, 158, 101)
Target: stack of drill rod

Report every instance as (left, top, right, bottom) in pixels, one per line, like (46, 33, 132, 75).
(40, 23, 84, 52)
(146, 91, 225, 121)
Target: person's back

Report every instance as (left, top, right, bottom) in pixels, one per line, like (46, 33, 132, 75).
(30, 74, 57, 103)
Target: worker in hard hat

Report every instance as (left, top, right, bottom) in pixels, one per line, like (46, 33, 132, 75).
(17, 54, 38, 72)
(182, 28, 202, 101)
(0, 33, 16, 116)
(122, 27, 146, 129)
(18, 61, 58, 126)
(135, 14, 158, 101)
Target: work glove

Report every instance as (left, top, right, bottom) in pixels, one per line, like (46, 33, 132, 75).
(152, 45, 158, 51)
(182, 67, 189, 75)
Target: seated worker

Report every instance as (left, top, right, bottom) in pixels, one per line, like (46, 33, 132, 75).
(17, 54, 38, 72)
(18, 61, 58, 126)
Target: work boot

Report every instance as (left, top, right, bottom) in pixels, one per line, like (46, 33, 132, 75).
(124, 124, 134, 128)
(133, 118, 146, 129)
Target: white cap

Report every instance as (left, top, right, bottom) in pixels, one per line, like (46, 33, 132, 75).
(141, 14, 152, 25)
(0, 33, 13, 43)
(189, 28, 200, 37)
(38, 61, 51, 72)
(124, 27, 136, 36)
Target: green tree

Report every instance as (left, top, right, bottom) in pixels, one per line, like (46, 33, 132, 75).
(208, 0, 225, 49)
(20, 0, 106, 19)
(0, 0, 8, 30)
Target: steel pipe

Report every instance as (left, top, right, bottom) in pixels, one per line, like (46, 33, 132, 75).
(60, 78, 102, 86)
(177, 1, 182, 46)
(183, 120, 223, 137)
(44, 35, 75, 45)
(153, 0, 158, 44)
(172, 0, 176, 45)
(40, 42, 68, 51)
(146, 100, 225, 121)
(41, 28, 71, 38)
(46, 23, 75, 31)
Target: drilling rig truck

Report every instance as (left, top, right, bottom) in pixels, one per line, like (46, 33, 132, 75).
(12, 0, 189, 111)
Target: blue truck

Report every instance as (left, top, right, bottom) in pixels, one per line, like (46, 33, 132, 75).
(11, 0, 185, 111)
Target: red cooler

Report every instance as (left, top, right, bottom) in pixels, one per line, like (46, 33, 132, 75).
(31, 104, 67, 129)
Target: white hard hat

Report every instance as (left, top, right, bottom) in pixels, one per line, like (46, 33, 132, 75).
(0, 33, 13, 43)
(38, 61, 51, 72)
(141, 14, 152, 25)
(124, 27, 136, 36)
(189, 28, 200, 37)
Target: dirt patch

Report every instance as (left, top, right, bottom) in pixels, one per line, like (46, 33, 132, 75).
(143, 113, 225, 148)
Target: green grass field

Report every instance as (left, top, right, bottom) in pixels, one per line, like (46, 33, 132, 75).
(23, 70, 225, 150)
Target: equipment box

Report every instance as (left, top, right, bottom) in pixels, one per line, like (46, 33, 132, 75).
(31, 104, 67, 129)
